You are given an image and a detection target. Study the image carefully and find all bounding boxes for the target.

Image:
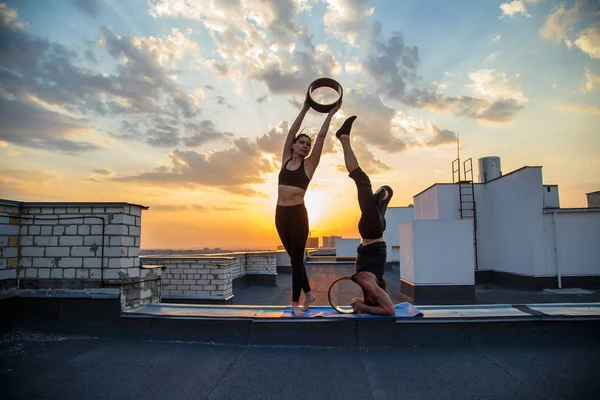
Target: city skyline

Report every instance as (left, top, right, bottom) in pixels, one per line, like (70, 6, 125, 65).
(0, 0, 599, 249)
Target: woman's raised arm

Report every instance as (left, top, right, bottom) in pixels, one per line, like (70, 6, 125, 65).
(281, 95, 310, 164)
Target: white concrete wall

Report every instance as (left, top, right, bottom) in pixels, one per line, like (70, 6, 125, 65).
(436, 184, 461, 220)
(413, 184, 460, 220)
(336, 238, 361, 257)
(399, 222, 415, 283)
(475, 167, 545, 275)
(383, 206, 414, 262)
(542, 211, 600, 277)
(543, 185, 560, 209)
(400, 219, 474, 285)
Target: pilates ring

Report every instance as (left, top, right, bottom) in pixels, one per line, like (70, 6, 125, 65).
(306, 78, 343, 113)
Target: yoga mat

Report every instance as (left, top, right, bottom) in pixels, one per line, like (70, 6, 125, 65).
(282, 302, 423, 318)
(128, 303, 423, 319)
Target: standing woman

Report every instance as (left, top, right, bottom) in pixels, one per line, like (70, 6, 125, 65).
(277, 95, 341, 316)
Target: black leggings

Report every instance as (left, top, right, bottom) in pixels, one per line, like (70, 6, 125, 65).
(275, 204, 311, 302)
(349, 168, 384, 239)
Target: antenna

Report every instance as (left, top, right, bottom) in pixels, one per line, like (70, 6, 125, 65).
(457, 133, 460, 161)
(457, 133, 461, 182)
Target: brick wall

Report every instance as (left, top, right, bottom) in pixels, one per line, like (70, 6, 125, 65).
(141, 256, 236, 300)
(0, 201, 20, 289)
(0, 200, 147, 290)
(277, 251, 291, 268)
(245, 252, 277, 275)
(588, 192, 600, 208)
(120, 265, 162, 310)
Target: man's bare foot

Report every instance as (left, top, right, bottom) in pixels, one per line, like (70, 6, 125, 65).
(292, 302, 304, 317)
(301, 292, 316, 311)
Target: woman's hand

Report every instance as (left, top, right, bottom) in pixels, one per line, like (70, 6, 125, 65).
(302, 92, 311, 111)
(328, 99, 342, 116)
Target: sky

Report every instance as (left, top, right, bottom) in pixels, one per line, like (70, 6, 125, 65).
(0, 0, 599, 250)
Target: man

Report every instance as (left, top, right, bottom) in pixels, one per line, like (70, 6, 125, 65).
(335, 116, 396, 316)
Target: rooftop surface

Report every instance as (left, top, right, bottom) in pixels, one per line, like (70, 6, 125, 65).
(227, 263, 600, 307)
(2, 263, 599, 399)
(1, 321, 598, 400)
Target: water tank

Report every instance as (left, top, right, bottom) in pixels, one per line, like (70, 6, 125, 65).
(478, 156, 502, 183)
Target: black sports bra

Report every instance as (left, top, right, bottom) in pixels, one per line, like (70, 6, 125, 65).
(278, 159, 310, 190)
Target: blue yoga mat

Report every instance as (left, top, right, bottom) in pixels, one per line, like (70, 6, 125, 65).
(282, 302, 423, 318)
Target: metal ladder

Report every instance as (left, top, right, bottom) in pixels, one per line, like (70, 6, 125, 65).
(452, 158, 479, 270)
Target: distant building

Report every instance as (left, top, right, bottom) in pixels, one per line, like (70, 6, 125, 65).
(306, 237, 319, 248)
(587, 191, 600, 208)
(398, 162, 600, 303)
(322, 235, 341, 248)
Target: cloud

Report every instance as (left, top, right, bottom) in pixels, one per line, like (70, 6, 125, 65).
(581, 68, 600, 92)
(0, 4, 207, 145)
(345, 59, 363, 74)
(540, 0, 598, 58)
(256, 120, 290, 155)
(153, 204, 200, 211)
(0, 96, 101, 154)
(149, 0, 340, 96)
(486, 52, 501, 62)
(70, 0, 104, 18)
(257, 93, 270, 103)
(149, 0, 308, 42)
(359, 22, 524, 122)
(287, 97, 303, 108)
(493, 34, 502, 42)
(499, 1, 533, 18)
(392, 113, 458, 148)
(92, 169, 113, 175)
(364, 22, 420, 103)
(0, 168, 61, 194)
(426, 124, 458, 147)
(556, 104, 600, 115)
(466, 69, 527, 104)
(574, 23, 600, 59)
(182, 120, 234, 147)
(337, 136, 391, 175)
(113, 138, 276, 197)
(145, 124, 180, 147)
(338, 90, 407, 152)
(323, 0, 375, 46)
(540, 1, 581, 43)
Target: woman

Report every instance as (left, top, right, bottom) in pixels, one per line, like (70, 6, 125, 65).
(276, 95, 341, 317)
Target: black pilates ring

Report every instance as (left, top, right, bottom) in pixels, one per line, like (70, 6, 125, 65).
(306, 78, 343, 113)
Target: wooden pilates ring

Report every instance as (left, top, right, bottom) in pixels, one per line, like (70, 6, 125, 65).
(306, 78, 343, 113)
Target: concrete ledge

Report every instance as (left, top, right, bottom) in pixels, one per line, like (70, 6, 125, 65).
(0, 278, 17, 291)
(3, 296, 600, 346)
(475, 270, 600, 289)
(400, 280, 475, 303)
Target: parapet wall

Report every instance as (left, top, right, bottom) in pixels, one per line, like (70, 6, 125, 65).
(0, 199, 161, 310)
